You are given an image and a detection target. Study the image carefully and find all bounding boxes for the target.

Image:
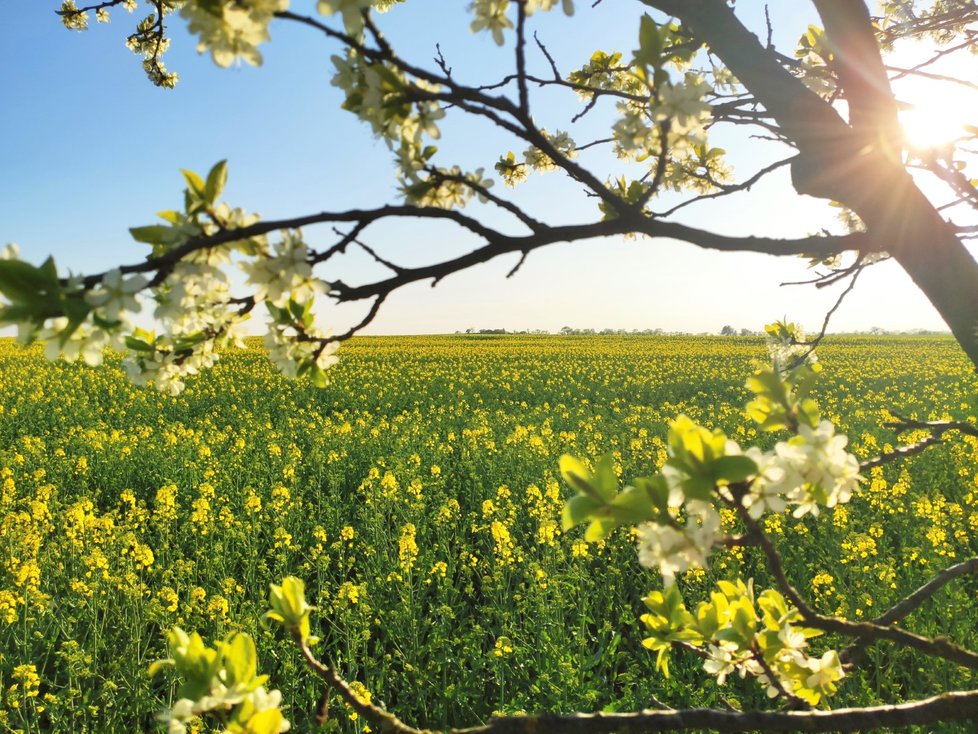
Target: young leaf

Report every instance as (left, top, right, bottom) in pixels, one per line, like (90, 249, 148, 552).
(562, 493, 601, 531)
(559, 454, 602, 502)
(129, 225, 172, 245)
(181, 168, 206, 197)
(712, 455, 758, 484)
(204, 159, 228, 204)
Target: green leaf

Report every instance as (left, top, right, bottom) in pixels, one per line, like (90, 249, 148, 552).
(593, 454, 619, 501)
(204, 160, 228, 204)
(129, 225, 172, 245)
(635, 13, 663, 69)
(166, 627, 221, 701)
(38, 256, 59, 284)
(635, 475, 670, 515)
(181, 168, 206, 197)
(125, 336, 156, 353)
(584, 514, 617, 542)
(266, 576, 315, 640)
(0, 303, 37, 325)
(222, 632, 258, 690)
(608, 483, 658, 523)
(559, 454, 601, 501)
(156, 209, 183, 224)
(311, 366, 330, 389)
(0, 260, 56, 303)
(712, 455, 758, 484)
(678, 471, 714, 502)
(146, 658, 173, 678)
(562, 493, 601, 531)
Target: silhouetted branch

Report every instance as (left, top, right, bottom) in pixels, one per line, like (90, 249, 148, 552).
(653, 156, 795, 218)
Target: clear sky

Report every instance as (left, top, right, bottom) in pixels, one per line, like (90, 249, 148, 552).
(0, 0, 972, 335)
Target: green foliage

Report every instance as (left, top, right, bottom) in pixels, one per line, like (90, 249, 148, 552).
(265, 576, 317, 643)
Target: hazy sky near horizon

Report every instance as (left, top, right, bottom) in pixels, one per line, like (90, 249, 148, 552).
(1, 1, 974, 335)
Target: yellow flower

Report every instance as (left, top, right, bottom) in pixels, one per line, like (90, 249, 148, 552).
(0, 590, 18, 624)
(493, 635, 514, 657)
(346, 680, 372, 720)
(398, 523, 419, 572)
(157, 586, 179, 613)
(154, 483, 179, 523)
(12, 664, 40, 698)
(273, 526, 294, 550)
(207, 594, 230, 621)
(244, 490, 263, 515)
(490, 520, 518, 566)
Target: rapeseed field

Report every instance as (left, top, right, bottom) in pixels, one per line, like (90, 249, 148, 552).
(1, 335, 976, 732)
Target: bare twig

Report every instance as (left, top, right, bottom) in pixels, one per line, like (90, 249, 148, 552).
(653, 156, 795, 218)
(861, 417, 978, 470)
(842, 556, 978, 665)
(786, 259, 865, 369)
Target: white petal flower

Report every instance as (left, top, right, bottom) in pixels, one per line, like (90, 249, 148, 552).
(469, 0, 513, 45)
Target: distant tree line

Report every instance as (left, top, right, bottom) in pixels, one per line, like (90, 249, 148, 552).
(454, 326, 952, 337)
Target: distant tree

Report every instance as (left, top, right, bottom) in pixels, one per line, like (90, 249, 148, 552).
(7, 1, 978, 732)
(720, 325, 736, 336)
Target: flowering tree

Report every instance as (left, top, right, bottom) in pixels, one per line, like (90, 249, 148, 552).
(7, 0, 978, 731)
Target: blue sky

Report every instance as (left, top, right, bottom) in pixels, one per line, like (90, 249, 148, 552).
(0, 0, 964, 334)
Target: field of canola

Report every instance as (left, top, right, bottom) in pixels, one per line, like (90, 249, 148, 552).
(2, 334, 978, 733)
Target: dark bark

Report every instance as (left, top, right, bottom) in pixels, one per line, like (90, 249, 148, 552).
(641, 0, 978, 368)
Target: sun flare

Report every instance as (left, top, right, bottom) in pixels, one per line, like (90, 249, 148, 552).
(899, 102, 972, 151)
(888, 43, 978, 153)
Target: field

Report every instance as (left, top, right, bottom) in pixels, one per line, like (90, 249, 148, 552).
(1, 334, 978, 733)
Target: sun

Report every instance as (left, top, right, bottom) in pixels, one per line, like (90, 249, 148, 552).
(899, 101, 973, 152)
(886, 42, 978, 154)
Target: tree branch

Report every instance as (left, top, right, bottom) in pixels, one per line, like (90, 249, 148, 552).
(72, 205, 870, 314)
(842, 556, 978, 665)
(861, 417, 978, 471)
(293, 628, 978, 734)
(737, 508, 978, 671)
(811, 0, 900, 140)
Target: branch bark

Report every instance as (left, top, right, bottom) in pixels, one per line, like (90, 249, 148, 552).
(295, 631, 978, 734)
(639, 0, 978, 369)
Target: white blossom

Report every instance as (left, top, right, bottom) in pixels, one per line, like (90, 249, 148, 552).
(240, 231, 327, 307)
(703, 642, 739, 684)
(469, 0, 513, 46)
(526, 0, 574, 14)
(317, 0, 373, 35)
(804, 650, 845, 692)
(181, 0, 289, 69)
(636, 501, 719, 585)
(742, 421, 860, 520)
(85, 268, 148, 322)
(38, 317, 112, 367)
